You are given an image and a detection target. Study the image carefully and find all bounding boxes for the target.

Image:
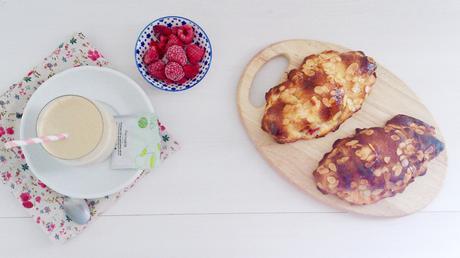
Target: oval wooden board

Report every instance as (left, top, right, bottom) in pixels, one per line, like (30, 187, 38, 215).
(237, 40, 448, 217)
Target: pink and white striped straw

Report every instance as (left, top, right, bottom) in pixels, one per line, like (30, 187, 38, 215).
(4, 133, 69, 149)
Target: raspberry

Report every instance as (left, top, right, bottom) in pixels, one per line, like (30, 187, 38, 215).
(183, 64, 200, 79)
(158, 35, 169, 52)
(177, 25, 194, 44)
(143, 46, 159, 65)
(165, 45, 187, 66)
(164, 62, 185, 82)
(163, 78, 174, 84)
(166, 34, 183, 49)
(147, 60, 166, 80)
(149, 41, 165, 58)
(171, 27, 179, 35)
(186, 44, 205, 64)
(153, 25, 172, 36)
(177, 77, 187, 84)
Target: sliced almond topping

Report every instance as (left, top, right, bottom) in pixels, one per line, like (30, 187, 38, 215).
(391, 135, 400, 141)
(332, 110, 343, 120)
(346, 140, 359, 146)
(368, 143, 376, 152)
(416, 150, 424, 161)
(398, 141, 407, 149)
(425, 146, 435, 154)
(373, 168, 384, 176)
(415, 129, 424, 135)
(314, 86, 328, 95)
(405, 144, 416, 155)
(337, 156, 349, 164)
(366, 154, 376, 162)
(322, 97, 331, 107)
(310, 96, 321, 109)
(316, 182, 324, 189)
(327, 177, 339, 188)
(407, 165, 416, 174)
(392, 163, 403, 176)
(328, 163, 337, 172)
(355, 146, 372, 160)
(305, 70, 315, 76)
(384, 156, 391, 163)
(327, 176, 336, 184)
(346, 63, 359, 74)
(404, 172, 412, 182)
(346, 98, 354, 109)
(395, 129, 406, 138)
(364, 130, 374, 136)
(317, 166, 330, 175)
(401, 159, 409, 167)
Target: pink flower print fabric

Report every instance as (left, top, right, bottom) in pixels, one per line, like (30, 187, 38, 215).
(87, 49, 101, 61)
(0, 33, 180, 242)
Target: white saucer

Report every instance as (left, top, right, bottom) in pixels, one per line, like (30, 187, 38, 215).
(20, 66, 154, 199)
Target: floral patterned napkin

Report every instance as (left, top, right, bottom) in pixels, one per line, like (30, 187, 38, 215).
(0, 33, 179, 242)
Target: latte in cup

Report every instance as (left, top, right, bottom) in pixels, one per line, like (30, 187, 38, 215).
(36, 95, 117, 166)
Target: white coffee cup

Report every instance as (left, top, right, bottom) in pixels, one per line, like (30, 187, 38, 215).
(36, 95, 117, 166)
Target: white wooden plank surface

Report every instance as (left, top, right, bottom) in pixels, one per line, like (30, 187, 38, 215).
(1, 212, 459, 258)
(0, 0, 459, 257)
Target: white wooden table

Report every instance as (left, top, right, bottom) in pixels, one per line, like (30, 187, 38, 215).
(1, 0, 459, 257)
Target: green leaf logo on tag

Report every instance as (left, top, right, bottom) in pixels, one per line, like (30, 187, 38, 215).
(149, 155, 156, 169)
(139, 147, 147, 157)
(138, 117, 148, 128)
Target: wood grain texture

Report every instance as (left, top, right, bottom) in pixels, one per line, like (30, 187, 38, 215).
(237, 40, 448, 217)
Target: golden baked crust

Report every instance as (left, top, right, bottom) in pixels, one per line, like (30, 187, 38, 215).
(261, 50, 377, 143)
(313, 114, 445, 205)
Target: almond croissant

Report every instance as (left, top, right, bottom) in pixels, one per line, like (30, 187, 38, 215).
(313, 114, 444, 205)
(262, 50, 377, 143)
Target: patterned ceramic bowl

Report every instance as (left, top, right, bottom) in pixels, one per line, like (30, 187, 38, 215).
(135, 16, 212, 92)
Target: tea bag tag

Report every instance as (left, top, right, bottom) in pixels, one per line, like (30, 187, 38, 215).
(111, 113, 161, 170)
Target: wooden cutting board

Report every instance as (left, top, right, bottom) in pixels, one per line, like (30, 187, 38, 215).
(237, 40, 448, 217)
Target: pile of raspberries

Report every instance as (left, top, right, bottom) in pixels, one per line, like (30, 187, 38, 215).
(143, 24, 205, 84)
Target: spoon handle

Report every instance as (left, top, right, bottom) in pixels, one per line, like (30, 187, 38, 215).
(63, 197, 91, 225)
